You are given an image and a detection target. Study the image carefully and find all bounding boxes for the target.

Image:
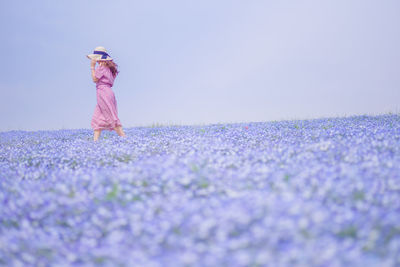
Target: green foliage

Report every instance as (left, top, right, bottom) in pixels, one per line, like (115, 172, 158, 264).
(353, 190, 365, 201)
(106, 183, 119, 200)
(337, 226, 357, 238)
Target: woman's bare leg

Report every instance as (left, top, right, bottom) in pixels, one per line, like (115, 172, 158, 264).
(94, 130, 101, 141)
(114, 126, 126, 137)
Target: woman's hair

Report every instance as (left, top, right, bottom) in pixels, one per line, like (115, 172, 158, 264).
(101, 60, 119, 77)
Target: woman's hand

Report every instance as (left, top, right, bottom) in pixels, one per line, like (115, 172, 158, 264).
(90, 59, 98, 83)
(90, 58, 97, 68)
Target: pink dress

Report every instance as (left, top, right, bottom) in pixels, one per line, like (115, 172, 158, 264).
(91, 65, 122, 131)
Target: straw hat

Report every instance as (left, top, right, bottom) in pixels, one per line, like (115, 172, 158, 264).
(87, 46, 113, 61)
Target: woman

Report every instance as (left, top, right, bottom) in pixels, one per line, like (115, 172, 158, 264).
(87, 46, 126, 141)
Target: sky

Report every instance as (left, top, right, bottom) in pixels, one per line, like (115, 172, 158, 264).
(0, 0, 399, 131)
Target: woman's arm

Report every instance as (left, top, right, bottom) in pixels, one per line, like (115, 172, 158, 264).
(90, 59, 98, 83)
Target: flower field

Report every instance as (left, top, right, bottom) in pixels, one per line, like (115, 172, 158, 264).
(1, 114, 400, 266)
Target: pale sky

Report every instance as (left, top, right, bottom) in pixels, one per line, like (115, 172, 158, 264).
(1, 0, 399, 131)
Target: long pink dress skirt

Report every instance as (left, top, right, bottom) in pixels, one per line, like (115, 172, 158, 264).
(91, 65, 122, 131)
